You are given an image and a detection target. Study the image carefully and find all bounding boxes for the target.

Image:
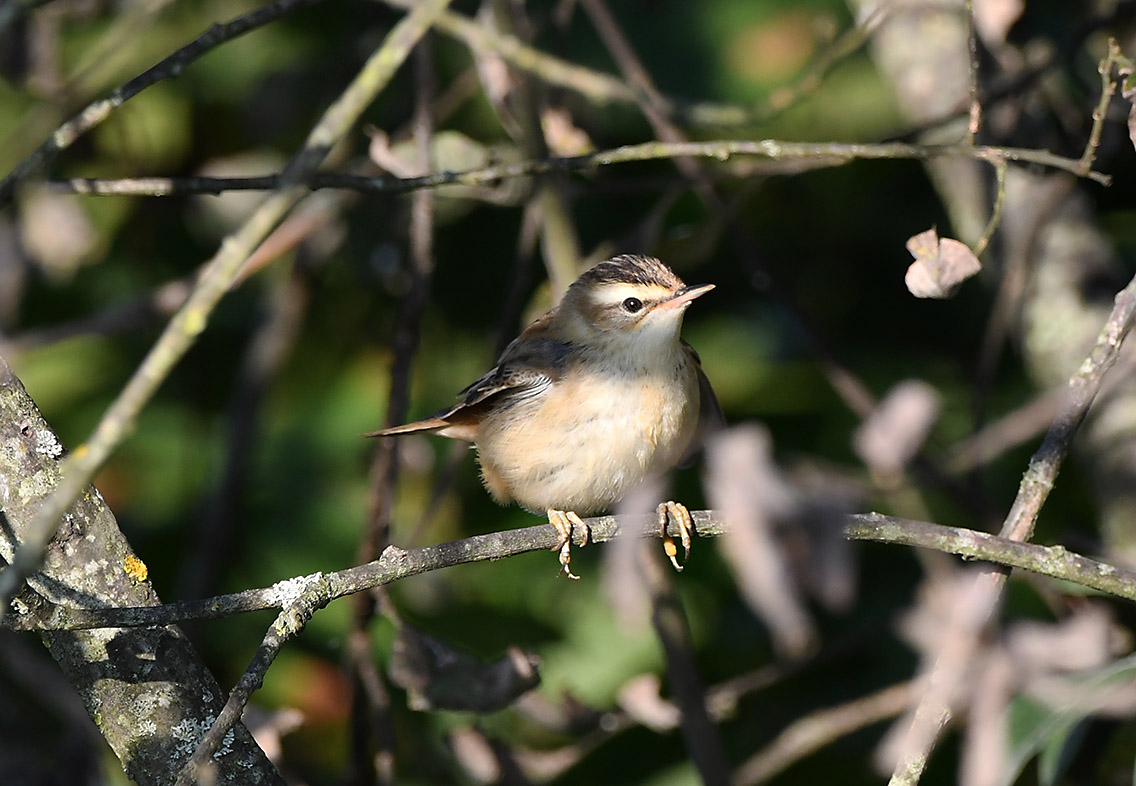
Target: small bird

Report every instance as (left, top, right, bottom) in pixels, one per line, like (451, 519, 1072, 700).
(367, 254, 721, 578)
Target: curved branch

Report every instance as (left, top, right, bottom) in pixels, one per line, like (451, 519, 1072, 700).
(13, 510, 1136, 634)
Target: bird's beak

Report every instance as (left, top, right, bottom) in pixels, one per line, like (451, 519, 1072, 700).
(652, 283, 715, 312)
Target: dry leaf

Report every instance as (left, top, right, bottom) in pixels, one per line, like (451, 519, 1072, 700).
(448, 726, 501, 784)
(602, 478, 665, 628)
(904, 227, 981, 299)
(617, 674, 681, 732)
(388, 623, 540, 713)
(961, 651, 1013, 786)
(541, 106, 593, 157)
(1007, 605, 1114, 675)
(18, 189, 99, 282)
(972, 0, 1023, 48)
(705, 425, 816, 658)
(853, 379, 941, 479)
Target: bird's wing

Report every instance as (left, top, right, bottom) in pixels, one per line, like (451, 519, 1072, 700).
(365, 337, 572, 441)
(456, 336, 570, 406)
(678, 340, 724, 466)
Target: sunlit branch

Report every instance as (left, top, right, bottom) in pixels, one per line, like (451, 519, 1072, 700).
(49, 138, 1110, 199)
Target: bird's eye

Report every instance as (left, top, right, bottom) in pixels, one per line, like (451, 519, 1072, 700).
(622, 297, 643, 313)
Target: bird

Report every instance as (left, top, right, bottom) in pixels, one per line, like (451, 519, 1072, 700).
(367, 254, 721, 579)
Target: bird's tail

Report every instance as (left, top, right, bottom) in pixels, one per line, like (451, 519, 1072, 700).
(363, 417, 451, 438)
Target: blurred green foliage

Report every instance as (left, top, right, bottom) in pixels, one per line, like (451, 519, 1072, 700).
(4, 0, 1136, 784)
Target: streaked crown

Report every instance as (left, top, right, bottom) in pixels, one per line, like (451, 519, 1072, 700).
(572, 254, 684, 292)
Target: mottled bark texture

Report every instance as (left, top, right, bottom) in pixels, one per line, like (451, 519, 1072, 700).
(0, 355, 282, 785)
(849, 0, 1136, 559)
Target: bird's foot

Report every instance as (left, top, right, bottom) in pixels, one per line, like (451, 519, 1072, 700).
(658, 501, 694, 572)
(547, 509, 589, 580)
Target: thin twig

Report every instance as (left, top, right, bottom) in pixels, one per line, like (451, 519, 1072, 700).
(846, 514, 1136, 601)
(173, 575, 330, 786)
(579, 0, 721, 212)
(0, 0, 329, 208)
(948, 387, 1066, 474)
(890, 1, 1136, 145)
(999, 271, 1136, 541)
(49, 138, 1112, 199)
(964, 0, 981, 143)
(971, 160, 1006, 258)
(734, 681, 914, 786)
(348, 32, 439, 786)
(178, 264, 311, 601)
(1079, 38, 1122, 176)
(485, 0, 582, 299)
(378, 0, 750, 126)
(639, 543, 732, 786)
(756, 6, 889, 124)
(970, 176, 1074, 433)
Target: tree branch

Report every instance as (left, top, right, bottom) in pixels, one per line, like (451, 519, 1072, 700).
(47, 138, 1110, 199)
(13, 510, 1136, 634)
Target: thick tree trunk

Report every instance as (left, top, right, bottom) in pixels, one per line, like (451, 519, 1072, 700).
(0, 355, 284, 786)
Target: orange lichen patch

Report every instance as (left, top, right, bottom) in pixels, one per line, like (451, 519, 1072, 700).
(123, 553, 149, 582)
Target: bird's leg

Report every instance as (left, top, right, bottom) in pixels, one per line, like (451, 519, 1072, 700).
(547, 509, 589, 580)
(658, 500, 694, 572)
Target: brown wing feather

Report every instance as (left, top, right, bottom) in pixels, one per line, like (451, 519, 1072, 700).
(678, 340, 723, 467)
(365, 334, 572, 442)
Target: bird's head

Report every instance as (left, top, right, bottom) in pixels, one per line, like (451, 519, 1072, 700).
(557, 255, 713, 355)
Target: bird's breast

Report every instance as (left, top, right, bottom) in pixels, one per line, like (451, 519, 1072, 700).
(475, 353, 700, 514)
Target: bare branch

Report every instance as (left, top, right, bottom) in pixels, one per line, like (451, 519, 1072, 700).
(48, 138, 1111, 199)
(735, 681, 914, 786)
(1079, 38, 1124, 176)
(379, 0, 749, 126)
(639, 543, 732, 786)
(15, 510, 1136, 634)
(1000, 270, 1136, 541)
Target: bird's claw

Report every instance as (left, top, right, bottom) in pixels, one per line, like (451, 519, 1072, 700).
(658, 501, 693, 572)
(548, 509, 589, 580)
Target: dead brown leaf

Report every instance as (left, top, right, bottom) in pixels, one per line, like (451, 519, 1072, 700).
(904, 227, 982, 299)
(388, 623, 540, 713)
(853, 379, 941, 480)
(973, 0, 1023, 48)
(705, 425, 816, 658)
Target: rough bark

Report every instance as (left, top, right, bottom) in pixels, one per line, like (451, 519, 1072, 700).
(0, 355, 283, 786)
